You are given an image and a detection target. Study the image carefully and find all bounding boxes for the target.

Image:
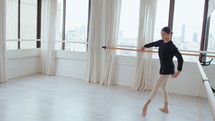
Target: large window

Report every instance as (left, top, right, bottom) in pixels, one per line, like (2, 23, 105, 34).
(56, 0, 64, 50)
(207, 10, 215, 64)
(6, 0, 18, 49)
(117, 0, 140, 56)
(208, 11, 215, 52)
(172, 0, 204, 61)
(20, 0, 37, 49)
(6, 0, 39, 50)
(153, 0, 169, 41)
(56, 0, 90, 52)
(153, 0, 170, 58)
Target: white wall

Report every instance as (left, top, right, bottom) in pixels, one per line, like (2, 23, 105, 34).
(7, 49, 41, 79)
(55, 51, 87, 80)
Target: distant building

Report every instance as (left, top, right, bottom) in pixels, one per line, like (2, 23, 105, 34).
(193, 33, 198, 42)
(181, 24, 185, 43)
(66, 29, 77, 40)
(208, 33, 215, 51)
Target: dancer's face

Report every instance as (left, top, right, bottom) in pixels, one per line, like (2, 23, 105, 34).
(161, 31, 171, 41)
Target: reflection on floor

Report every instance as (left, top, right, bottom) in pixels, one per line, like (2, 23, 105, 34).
(0, 74, 213, 121)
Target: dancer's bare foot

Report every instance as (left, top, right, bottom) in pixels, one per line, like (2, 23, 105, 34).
(142, 105, 148, 116)
(159, 108, 169, 113)
(141, 100, 151, 116)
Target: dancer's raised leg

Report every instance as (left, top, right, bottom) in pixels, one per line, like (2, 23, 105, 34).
(142, 100, 151, 116)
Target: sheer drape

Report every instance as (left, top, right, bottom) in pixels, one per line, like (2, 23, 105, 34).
(100, 0, 121, 85)
(132, 0, 157, 90)
(41, 0, 57, 76)
(86, 0, 103, 83)
(0, 0, 7, 83)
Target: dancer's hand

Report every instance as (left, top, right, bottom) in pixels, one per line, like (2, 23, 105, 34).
(171, 71, 180, 78)
(141, 47, 145, 52)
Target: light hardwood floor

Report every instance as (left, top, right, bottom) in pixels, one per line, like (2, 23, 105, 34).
(0, 74, 213, 121)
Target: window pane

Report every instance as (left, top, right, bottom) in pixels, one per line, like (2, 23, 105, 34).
(6, 0, 18, 39)
(117, 0, 140, 56)
(55, 42, 63, 50)
(20, 0, 37, 49)
(56, 42, 87, 52)
(208, 11, 215, 52)
(208, 11, 215, 64)
(65, 43, 87, 52)
(65, 0, 89, 51)
(7, 41, 18, 50)
(173, 0, 204, 61)
(20, 41, 36, 49)
(153, 0, 169, 58)
(6, 0, 18, 49)
(154, 0, 169, 41)
(20, 0, 37, 39)
(56, 0, 63, 41)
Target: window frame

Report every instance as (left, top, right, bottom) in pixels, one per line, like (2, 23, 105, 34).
(199, 0, 210, 63)
(6, 0, 42, 49)
(59, 0, 91, 51)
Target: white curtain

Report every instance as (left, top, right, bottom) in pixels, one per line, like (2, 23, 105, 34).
(41, 0, 57, 76)
(132, 0, 157, 90)
(0, 0, 7, 83)
(100, 0, 121, 85)
(86, 0, 103, 83)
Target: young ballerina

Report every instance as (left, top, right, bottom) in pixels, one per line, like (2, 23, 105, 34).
(141, 26, 183, 116)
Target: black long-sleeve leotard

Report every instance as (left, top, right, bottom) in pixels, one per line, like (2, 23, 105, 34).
(144, 40, 183, 75)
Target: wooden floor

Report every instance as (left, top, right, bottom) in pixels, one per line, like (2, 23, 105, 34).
(0, 74, 213, 121)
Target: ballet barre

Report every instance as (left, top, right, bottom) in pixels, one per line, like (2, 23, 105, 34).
(102, 46, 215, 58)
(197, 60, 215, 121)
